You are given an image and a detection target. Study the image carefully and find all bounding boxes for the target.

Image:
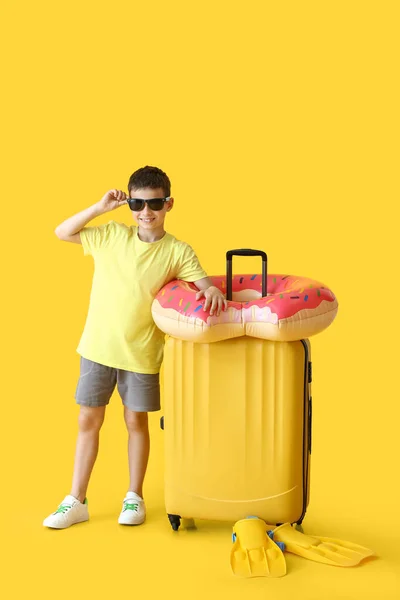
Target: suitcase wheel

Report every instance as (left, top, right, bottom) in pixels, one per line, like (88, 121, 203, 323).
(168, 514, 181, 531)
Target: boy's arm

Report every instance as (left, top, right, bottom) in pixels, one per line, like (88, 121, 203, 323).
(55, 189, 128, 243)
(194, 276, 228, 317)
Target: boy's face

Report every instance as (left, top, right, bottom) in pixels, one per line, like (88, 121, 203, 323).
(129, 187, 174, 231)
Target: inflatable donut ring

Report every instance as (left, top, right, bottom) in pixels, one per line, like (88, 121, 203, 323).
(152, 273, 338, 343)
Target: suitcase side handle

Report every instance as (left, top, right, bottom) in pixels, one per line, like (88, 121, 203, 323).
(226, 248, 268, 300)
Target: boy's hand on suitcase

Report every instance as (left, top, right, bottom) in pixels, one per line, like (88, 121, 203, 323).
(196, 286, 228, 316)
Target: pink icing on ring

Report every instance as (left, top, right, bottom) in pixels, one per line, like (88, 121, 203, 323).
(152, 274, 338, 343)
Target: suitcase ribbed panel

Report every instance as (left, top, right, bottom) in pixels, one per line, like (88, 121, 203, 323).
(163, 337, 309, 524)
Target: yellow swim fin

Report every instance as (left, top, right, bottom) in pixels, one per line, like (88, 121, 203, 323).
(268, 523, 374, 567)
(230, 517, 286, 578)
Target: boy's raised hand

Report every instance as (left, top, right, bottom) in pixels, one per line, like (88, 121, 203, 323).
(96, 189, 128, 213)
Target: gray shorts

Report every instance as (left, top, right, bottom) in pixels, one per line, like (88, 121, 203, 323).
(75, 356, 160, 412)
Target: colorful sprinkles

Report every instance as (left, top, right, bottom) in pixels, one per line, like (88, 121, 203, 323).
(156, 275, 334, 323)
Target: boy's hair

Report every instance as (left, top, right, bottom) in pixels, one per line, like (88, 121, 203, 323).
(128, 166, 171, 197)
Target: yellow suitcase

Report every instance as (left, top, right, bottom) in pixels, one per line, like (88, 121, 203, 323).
(162, 335, 312, 530)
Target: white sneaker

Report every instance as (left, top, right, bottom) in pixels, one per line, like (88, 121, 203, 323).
(118, 491, 146, 525)
(43, 495, 89, 529)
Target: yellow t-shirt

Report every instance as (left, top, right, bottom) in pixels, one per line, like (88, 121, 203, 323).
(77, 220, 207, 373)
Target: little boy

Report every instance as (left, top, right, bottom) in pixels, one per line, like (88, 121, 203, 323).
(43, 165, 226, 529)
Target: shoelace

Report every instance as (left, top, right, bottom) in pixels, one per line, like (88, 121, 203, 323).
(123, 501, 139, 513)
(54, 503, 73, 515)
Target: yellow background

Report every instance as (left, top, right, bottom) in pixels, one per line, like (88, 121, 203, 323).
(1, 1, 399, 598)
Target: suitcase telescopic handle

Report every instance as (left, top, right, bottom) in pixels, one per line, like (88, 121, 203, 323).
(226, 249, 268, 301)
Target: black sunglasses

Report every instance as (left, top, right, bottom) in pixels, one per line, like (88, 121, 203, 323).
(127, 197, 171, 212)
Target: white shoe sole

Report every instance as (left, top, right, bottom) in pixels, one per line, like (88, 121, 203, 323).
(118, 516, 146, 526)
(43, 515, 89, 529)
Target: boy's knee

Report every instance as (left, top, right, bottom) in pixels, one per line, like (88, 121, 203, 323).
(78, 406, 105, 432)
(124, 409, 148, 433)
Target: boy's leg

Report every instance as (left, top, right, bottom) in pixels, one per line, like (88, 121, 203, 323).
(70, 405, 106, 502)
(43, 358, 116, 528)
(42, 406, 105, 529)
(124, 408, 150, 499)
(71, 358, 116, 501)
(117, 409, 149, 525)
(117, 370, 160, 525)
